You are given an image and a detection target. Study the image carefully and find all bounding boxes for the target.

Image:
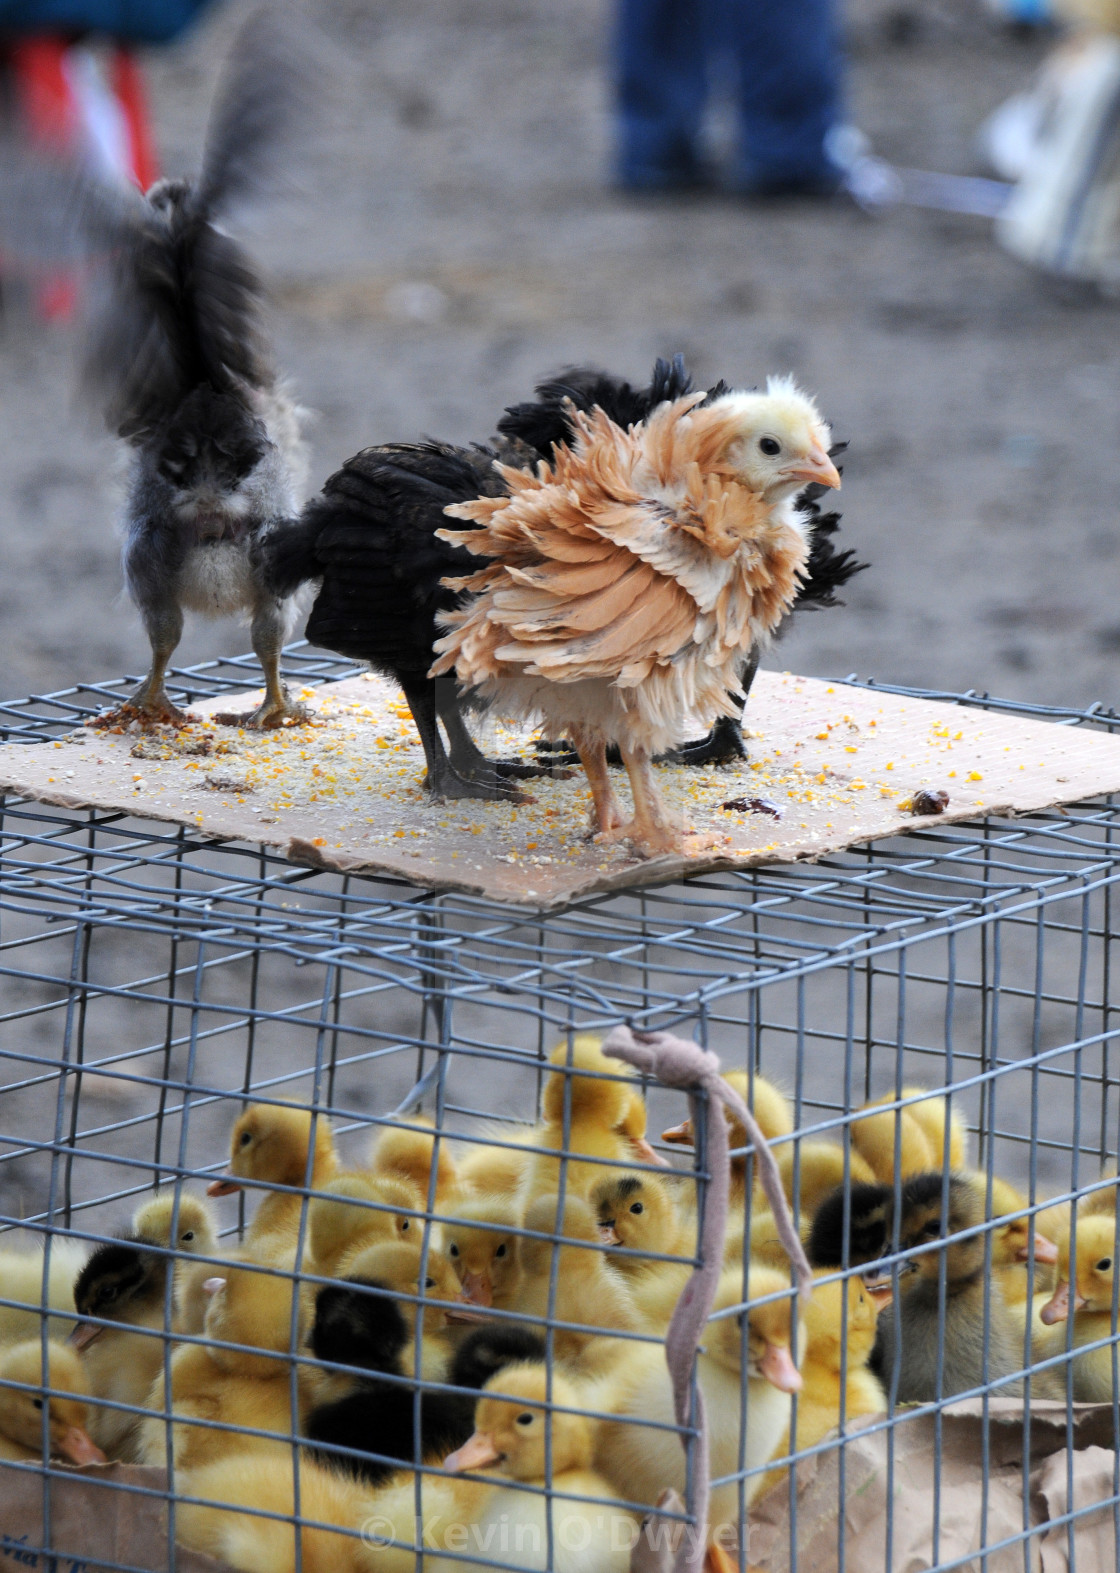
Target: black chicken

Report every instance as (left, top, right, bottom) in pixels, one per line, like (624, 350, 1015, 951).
(263, 357, 866, 798)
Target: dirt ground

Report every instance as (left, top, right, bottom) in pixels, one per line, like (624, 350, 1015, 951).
(1, 0, 1116, 715)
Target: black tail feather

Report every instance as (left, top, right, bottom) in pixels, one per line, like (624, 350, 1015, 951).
(498, 354, 695, 458)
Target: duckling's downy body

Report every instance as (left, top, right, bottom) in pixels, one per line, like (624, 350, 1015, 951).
(1037, 1215, 1119, 1402)
(132, 1188, 221, 1335)
(0, 1238, 88, 1344)
(208, 1103, 338, 1266)
(874, 1172, 1023, 1403)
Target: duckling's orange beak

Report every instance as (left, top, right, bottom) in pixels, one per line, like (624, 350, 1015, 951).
(1039, 1279, 1085, 1325)
(1017, 1232, 1059, 1265)
(56, 1426, 105, 1466)
(444, 1430, 502, 1473)
(758, 1341, 801, 1393)
(861, 1275, 894, 1311)
(661, 1120, 693, 1147)
(461, 1272, 492, 1308)
(67, 1322, 103, 1352)
(206, 1178, 241, 1197)
(599, 1223, 622, 1246)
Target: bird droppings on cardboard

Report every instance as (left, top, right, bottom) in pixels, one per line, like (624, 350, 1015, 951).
(3, 670, 1120, 911)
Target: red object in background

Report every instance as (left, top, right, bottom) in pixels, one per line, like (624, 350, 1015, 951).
(6, 33, 158, 317)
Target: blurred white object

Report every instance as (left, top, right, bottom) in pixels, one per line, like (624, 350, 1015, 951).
(979, 90, 1048, 181)
(997, 34, 1120, 285)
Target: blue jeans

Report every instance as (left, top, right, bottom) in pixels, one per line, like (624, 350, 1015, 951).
(615, 0, 842, 190)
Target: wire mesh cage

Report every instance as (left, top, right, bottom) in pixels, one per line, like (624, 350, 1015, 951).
(1, 650, 1119, 1573)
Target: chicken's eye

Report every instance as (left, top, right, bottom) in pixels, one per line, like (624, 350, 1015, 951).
(629, 1202, 644, 1216)
(494, 1244, 507, 1259)
(31, 1398, 43, 1411)
(759, 437, 781, 456)
(448, 1243, 459, 1258)
(515, 1412, 534, 1427)
(1098, 1258, 1112, 1272)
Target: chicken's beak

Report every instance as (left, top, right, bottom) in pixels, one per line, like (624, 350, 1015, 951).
(67, 1322, 103, 1352)
(630, 1135, 670, 1168)
(758, 1341, 802, 1393)
(56, 1426, 106, 1466)
(785, 446, 841, 490)
(444, 1431, 502, 1473)
(661, 1120, 693, 1147)
(206, 1178, 241, 1197)
(461, 1272, 492, 1308)
(1018, 1232, 1060, 1265)
(599, 1223, 622, 1246)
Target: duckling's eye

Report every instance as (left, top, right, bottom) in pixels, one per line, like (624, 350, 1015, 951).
(424, 1277, 436, 1290)
(31, 1398, 43, 1411)
(515, 1412, 534, 1427)
(239, 1131, 253, 1148)
(181, 1231, 194, 1244)
(918, 1223, 940, 1241)
(629, 1202, 644, 1216)
(399, 1220, 410, 1233)
(448, 1242, 458, 1257)
(1097, 1258, 1112, 1272)
(494, 1244, 507, 1259)
(101, 1286, 119, 1305)
(759, 436, 781, 457)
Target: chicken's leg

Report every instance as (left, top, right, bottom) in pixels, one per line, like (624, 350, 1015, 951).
(615, 745, 687, 856)
(404, 678, 523, 802)
(573, 730, 626, 837)
(437, 685, 568, 785)
(96, 603, 188, 726)
(243, 601, 311, 729)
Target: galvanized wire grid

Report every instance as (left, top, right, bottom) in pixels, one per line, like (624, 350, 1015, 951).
(0, 649, 1119, 1572)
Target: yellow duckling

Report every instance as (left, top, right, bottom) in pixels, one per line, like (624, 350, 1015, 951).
(517, 1194, 642, 1365)
(0, 1340, 105, 1466)
(520, 1037, 666, 1207)
(772, 1139, 878, 1218)
(591, 1172, 692, 1328)
(132, 1188, 222, 1335)
(457, 1123, 538, 1198)
(1037, 1216, 1119, 1401)
(849, 1098, 935, 1184)
(370, 1114, 460, 1213)
(208, 1103, 338, 1267)
(138, 1263, 309, 1471)
(441, 1362, 639, 1573)
(0, 1236, 88, 1344)
(177, 1451, 401, 1573)
(595, 1265, 801, 1527)
(308, 1173, 421, 1280)
(70, 1238, 172, 1460)
(662, 1070, 792, 1203)
(442, 1196, 522, 1312)
(759, 1273, 885, 1499)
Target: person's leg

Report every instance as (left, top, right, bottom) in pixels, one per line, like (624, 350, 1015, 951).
(725, 0, 844, 194)
(614, 0, 710, 189)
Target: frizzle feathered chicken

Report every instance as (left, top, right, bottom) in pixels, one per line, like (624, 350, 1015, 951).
(430, 380, 841, 855)
(262, 358, 863, 797)
(499, 356, 862, 766)
(1, 10, 316, 728)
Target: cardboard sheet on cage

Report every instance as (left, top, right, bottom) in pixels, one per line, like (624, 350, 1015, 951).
(3, 669, 1120, 909)
(742, 1400, 1118, 1573)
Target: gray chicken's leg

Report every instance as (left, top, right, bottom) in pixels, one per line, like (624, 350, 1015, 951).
(244, 601, 310, 729)
(128, 604, 187, 723)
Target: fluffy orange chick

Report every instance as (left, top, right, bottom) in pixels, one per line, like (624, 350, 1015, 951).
(520, 1036, 666, 1205)
(370, 1114, 460, 1213)
(591, 1171, 693, 1328)
(308, 1173, 421, 1280)
(0, 1340, 105, 1465)
(207, 1103, 338, 1266)
(431, 383, 838, 855)
(442, 1196, 522, 1311)
(138, 1264, 308, 1471)
(759, 1273, 885, 1499)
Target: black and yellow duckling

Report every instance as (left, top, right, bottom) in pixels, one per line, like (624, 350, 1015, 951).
(70, 1237, 172, 1459)
(305, 1276, 545, 1484)
(873, 1172, 1024, 1402)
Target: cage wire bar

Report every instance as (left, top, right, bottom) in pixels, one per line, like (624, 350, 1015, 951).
(0, 648, 1118, 1572)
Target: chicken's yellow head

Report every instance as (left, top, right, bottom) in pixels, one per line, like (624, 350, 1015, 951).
(710, 378, 840, 501)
